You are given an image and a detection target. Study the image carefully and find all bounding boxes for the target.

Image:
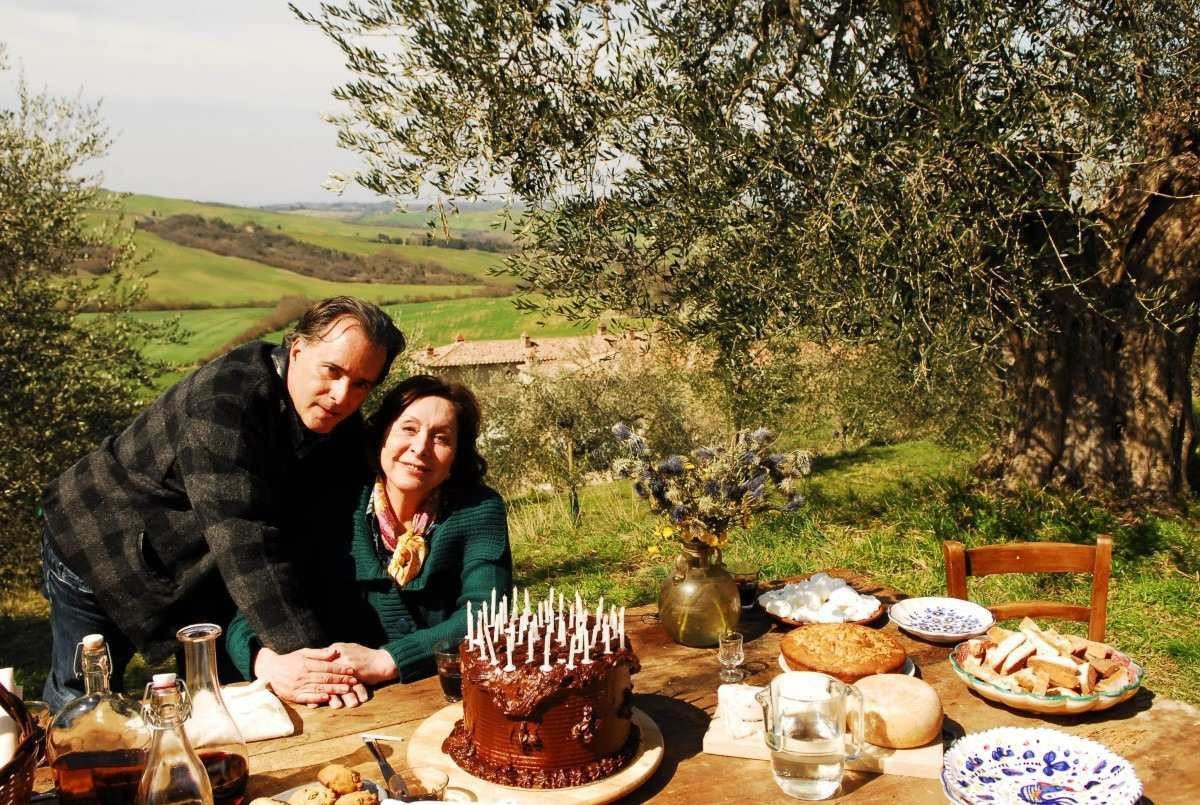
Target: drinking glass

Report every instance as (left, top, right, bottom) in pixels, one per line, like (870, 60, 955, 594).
(433, 641, 463, 703)
(389, 765, 449, 802)
(717, 632, 745, 683)
(727, 563, 761, 610)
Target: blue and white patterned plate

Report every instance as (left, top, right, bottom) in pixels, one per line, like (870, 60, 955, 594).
(889, 596, 994, 643)
(941, 727, 1142, 804)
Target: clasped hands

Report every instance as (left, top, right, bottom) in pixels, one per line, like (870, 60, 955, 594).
(254, 642, 396, 709)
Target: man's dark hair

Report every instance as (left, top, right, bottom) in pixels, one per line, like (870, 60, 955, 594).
(285, 297, 405, 381)
(366, 375, 488, 493)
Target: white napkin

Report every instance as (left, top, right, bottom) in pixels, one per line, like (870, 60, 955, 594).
(0, 667, 19, 769)
(717, 683, 764, 740)
(221, 679, 294, 742)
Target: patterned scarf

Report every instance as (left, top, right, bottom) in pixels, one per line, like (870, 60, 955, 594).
(372, 477, 438, 587)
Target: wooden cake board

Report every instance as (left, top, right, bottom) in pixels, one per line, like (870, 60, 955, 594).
(407, 703, 664, 804)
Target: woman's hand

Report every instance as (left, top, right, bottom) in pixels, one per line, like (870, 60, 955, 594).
(322, 642, 397, 708)
(253, 646, 360, 706)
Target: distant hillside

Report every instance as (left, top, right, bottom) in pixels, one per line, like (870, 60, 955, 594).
(138, 214, 493, 287)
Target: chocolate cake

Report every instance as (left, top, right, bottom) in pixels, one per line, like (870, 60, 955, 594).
(441, 593, 640, 788)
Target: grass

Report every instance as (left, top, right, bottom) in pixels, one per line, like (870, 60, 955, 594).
(127, 230, 484, 307)
(2, 440, 1197, 704)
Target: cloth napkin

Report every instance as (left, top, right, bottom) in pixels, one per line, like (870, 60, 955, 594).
(221, 679, 295, 742)
(0, 667, 20, 769)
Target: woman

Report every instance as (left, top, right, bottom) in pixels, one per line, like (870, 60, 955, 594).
(225, 375, 512, 708)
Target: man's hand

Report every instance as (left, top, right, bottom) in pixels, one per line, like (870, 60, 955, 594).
(322, 642, 397, 708)
(253, 646, 360, 706)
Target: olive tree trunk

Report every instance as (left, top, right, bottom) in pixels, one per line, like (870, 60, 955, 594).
(989, 130, 1200, 500)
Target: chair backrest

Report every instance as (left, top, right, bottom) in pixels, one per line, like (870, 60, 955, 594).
(942, 536, 1112, 641)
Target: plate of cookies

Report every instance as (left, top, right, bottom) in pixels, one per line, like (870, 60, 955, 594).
(255, 764, 383, 805)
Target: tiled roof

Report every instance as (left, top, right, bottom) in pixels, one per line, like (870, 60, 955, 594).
(414, 330, 646, 369)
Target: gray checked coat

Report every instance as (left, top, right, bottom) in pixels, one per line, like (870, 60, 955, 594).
(41, 342, 366, 662)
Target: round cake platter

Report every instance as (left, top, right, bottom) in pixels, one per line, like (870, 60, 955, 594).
(407, 703, 664, 804)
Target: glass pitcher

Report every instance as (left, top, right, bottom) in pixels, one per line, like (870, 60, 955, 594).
(756, 672, 864, 801)
(176, 624, 248, 804)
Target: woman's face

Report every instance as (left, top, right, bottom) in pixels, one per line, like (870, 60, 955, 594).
(379, 394, 458, 505)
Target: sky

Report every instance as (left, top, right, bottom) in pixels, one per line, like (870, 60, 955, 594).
(0, 1, 386, 206)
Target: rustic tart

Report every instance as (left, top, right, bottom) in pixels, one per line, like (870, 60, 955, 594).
(781, 622, 906, 682)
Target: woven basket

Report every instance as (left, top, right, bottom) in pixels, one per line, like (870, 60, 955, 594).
(0, 682, 40, 805)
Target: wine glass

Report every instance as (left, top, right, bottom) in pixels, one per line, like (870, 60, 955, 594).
(717, 631, 745, 683)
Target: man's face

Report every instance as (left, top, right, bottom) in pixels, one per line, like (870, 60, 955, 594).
(286, 316, 388, 434)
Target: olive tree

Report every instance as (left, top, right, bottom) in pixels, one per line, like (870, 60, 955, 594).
(297, 2, 1200, 500)
(0, 47, 171, 594)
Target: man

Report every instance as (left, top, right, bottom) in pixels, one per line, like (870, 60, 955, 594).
(40, 297, 404, 709)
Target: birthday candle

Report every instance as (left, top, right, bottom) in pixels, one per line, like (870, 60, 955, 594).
(491, 588, 497, 622)
(484, 622, 497, 665)
(604, 619, 612, 654)
(557, 607, 567, 645)
(505, 632, 515, 671)
(466, 601, 474, 645)
(527, 618, 535, 662)
(595, 596, 604, 625)
(582, 629, 592, 664)
(524, 588, 531, 617)
(619, 606, 626, 649)
(567, 630, 577, 669)
(547, 586, 554, 620)
(558, 591, 565, 622)
(542, 622, 552, 670)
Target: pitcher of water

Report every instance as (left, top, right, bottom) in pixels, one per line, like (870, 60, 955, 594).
(756, 672, 864, 800)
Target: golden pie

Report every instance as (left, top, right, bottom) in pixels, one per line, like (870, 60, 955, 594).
(780, 623, 906, 683)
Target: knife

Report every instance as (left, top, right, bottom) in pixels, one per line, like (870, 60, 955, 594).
(362, 735, 409, 799)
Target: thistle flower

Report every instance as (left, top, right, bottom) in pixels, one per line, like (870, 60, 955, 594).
(612, 423, 813, 548)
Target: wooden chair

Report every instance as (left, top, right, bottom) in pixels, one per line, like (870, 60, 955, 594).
(942, 536, 1112, 641)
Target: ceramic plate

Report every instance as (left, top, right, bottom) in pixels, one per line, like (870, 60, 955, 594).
(778, 653, 916, 677)
(889, 597, 994, 643)
(941, 727, 1142, 804)
(949, 642, 1144, 715)
(273, 778, 384, 801)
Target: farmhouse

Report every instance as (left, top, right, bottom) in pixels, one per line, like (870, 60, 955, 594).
(413, 324, 652, 381)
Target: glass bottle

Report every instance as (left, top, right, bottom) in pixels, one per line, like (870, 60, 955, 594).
(137, 673, 213, 805)
(47, 633, 151, 804)
(175, 624, 248, 804)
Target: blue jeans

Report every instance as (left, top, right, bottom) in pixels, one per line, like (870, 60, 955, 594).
(41, 528, 138, 712)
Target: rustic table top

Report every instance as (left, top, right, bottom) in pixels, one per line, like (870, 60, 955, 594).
(240, 570, 1199, 804)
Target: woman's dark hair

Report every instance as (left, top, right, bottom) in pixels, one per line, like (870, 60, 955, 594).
(366, 375, 487, 492)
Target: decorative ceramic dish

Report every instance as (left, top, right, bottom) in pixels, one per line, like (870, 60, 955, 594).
(889, 597, 994, 643)
(941, 727, 1142, 804)
(949, 643, 1144, 715)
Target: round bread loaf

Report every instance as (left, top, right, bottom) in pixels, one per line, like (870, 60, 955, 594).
(780, 623, 906, 682)
(853, 673, 943, 748)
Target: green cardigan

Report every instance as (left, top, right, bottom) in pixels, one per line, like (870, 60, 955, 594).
(225, 482, 512, 683)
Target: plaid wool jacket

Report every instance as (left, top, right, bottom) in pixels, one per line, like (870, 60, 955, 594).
(42, 341, 366, 662)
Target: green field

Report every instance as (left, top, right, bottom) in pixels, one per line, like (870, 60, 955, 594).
(128, 230, 484, 307)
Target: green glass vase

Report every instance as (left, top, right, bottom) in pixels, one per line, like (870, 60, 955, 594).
(658, 540, 741, 647)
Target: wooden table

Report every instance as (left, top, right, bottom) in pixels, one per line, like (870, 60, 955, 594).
(246, 573, 1200, 803)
